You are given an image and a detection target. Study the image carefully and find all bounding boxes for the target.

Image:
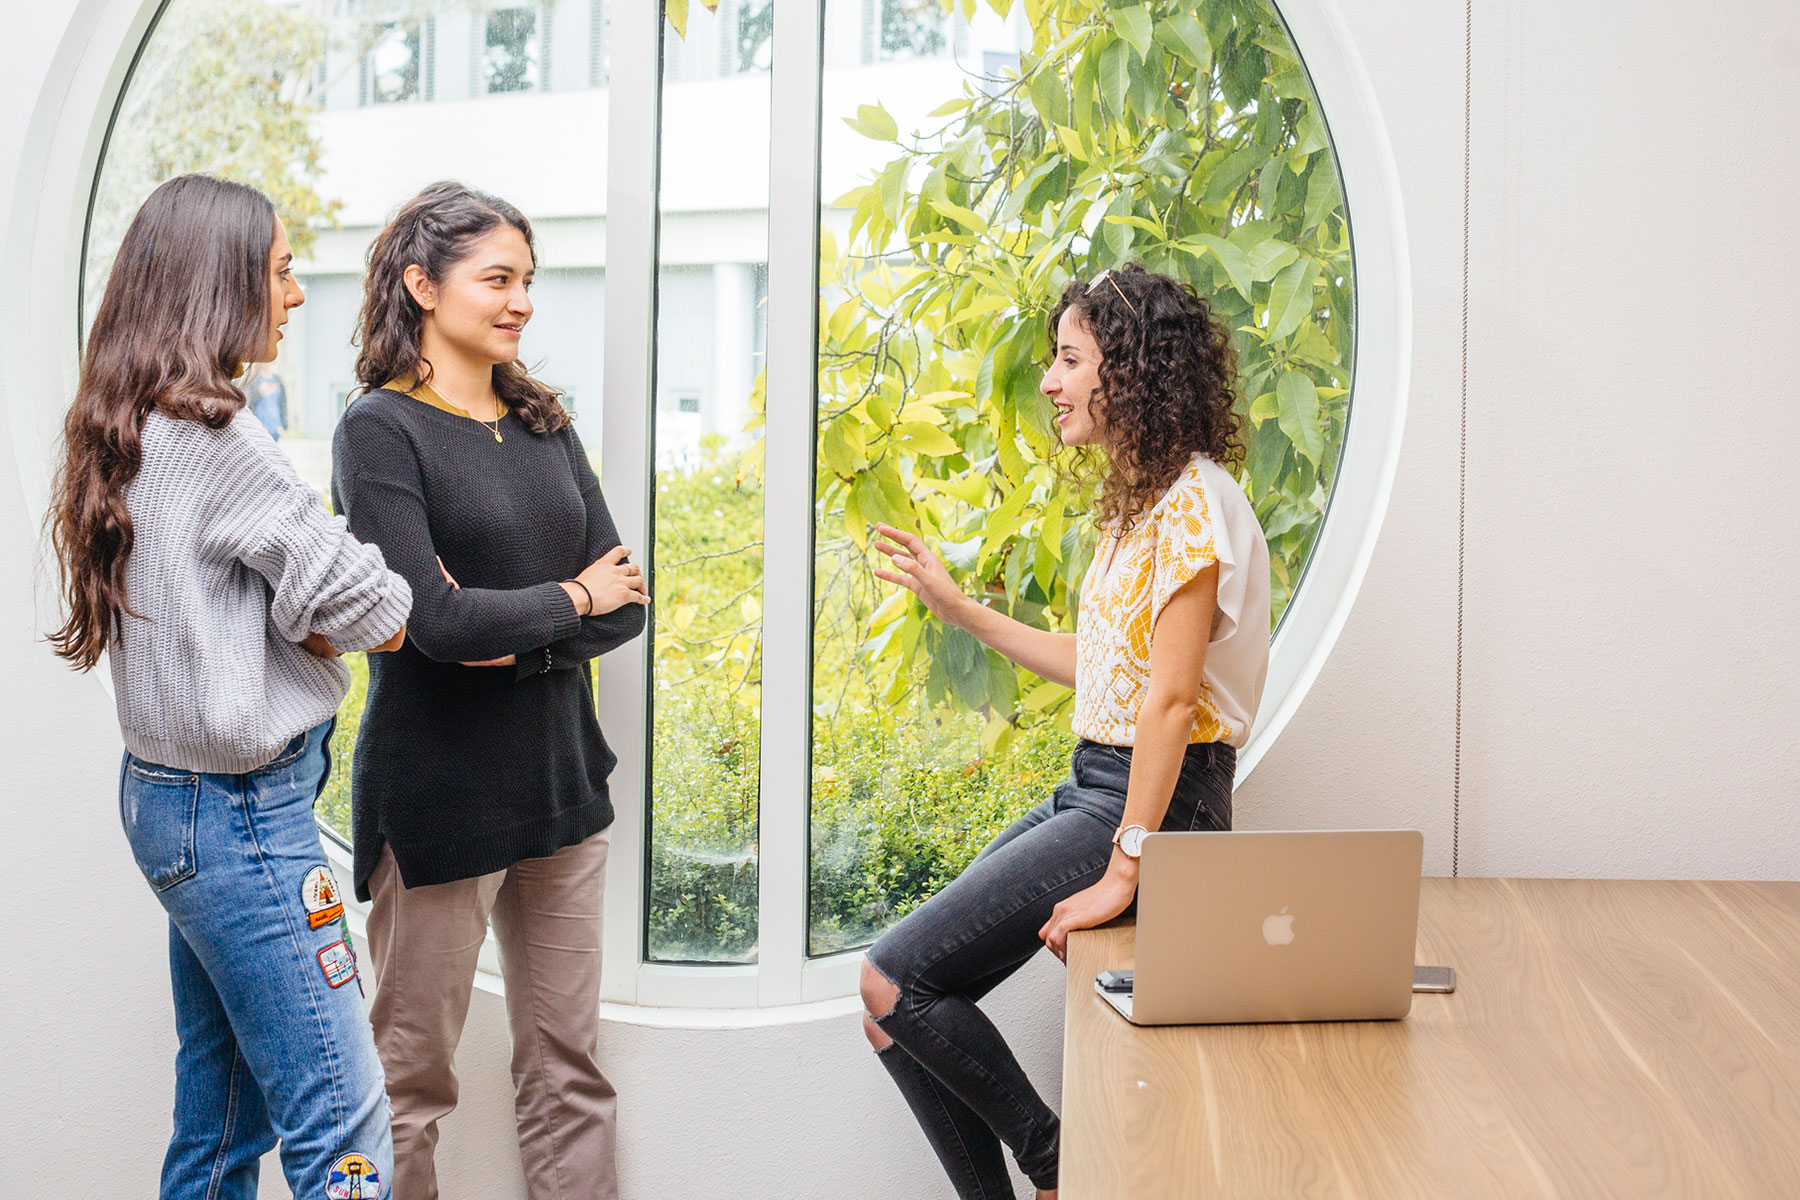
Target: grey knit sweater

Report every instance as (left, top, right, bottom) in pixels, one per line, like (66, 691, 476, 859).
(109, 409, 412, 773)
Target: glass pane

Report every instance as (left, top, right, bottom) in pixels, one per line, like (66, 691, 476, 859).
(371, 23, 422, 104)
(646, 0, 773, 963)
(807, 0, 1355, 954)
(87, 0, 617, 847)
(485, 6, 541, 94)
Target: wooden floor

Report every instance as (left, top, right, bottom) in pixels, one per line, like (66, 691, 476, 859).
(1060, 878, 1800, 1199)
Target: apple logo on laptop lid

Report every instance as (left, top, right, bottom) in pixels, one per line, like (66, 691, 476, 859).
(1263, 906, 1296, 946)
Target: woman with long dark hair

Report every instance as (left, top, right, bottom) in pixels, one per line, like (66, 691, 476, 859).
(332, 180, 647, 1200)
(864, 264, 1271, 1199)
(49, 174, 411, 1199)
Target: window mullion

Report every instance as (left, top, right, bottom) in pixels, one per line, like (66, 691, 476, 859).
(757, 0, 826, 1007)
(598, 0, 660, 1006)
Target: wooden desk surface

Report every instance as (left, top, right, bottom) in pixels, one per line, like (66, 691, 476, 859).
(1061, 878, 1800, 1199)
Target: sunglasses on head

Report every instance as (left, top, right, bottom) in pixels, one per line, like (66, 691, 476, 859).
(1087, 268, 1139, 316)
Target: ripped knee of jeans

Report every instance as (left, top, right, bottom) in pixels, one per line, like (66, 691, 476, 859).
(860, 958, 901, 1048)
(861, 1011, 895, 1051)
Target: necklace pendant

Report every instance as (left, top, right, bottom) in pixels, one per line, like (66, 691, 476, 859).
(494, 432, 504, 443)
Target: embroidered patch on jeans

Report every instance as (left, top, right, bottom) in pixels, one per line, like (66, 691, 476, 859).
(317, 940, 357, 989)
(302, 865, 346, 929)
(325, 1152, 381, 1198)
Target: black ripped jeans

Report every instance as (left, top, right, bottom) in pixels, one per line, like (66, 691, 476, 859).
(865, 738, 1235, 1197)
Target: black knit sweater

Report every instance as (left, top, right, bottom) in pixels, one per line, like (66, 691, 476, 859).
(331, 388, 644, 900)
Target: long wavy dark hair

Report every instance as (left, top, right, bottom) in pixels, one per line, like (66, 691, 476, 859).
(1048, 263, 1244, 534)
(49, 174, 275, 671)
(354, 180, 569, 434)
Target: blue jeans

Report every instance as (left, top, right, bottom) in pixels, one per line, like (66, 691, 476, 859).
(866, 738, 1235, 1198)
(120, 719, 393, 1200)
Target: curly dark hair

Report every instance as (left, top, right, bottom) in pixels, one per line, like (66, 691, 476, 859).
(354, 180, 569, 434)
(1047, 263, 1243, 534)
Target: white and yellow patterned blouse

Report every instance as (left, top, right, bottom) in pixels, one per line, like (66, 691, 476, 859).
(1072, 453, 1271, 749)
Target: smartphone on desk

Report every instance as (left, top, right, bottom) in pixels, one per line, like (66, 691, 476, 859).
(1413, 966, 1456, 993)
(1096, 969, 1134, 993)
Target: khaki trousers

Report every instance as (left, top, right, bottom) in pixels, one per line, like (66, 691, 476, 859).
(366, 829, 617, 1200)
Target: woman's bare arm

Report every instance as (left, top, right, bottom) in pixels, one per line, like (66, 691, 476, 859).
(1039, 565, 1219, 959)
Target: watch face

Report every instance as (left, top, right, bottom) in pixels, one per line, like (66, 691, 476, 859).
(1121, 826, 1148, 857)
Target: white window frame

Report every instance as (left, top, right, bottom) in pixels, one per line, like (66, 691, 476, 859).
(4, 0, 1409, 1021)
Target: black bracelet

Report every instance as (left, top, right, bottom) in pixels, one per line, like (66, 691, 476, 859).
(569, 579, 594, 615)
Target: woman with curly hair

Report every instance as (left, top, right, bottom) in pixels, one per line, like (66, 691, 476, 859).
(866, 263, 1271, 1199)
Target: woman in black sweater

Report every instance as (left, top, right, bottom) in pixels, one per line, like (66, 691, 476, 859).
(332, 181, 647, 1200)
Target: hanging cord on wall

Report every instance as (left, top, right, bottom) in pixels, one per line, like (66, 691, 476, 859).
(1453, 0, 1472, 878)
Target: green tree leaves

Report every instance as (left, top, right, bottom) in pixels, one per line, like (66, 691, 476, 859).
(1109, 6, 1155, 57)
(1276, 370, 1324, 465)
(1266, 256, 1322, 340)
(86, 0, 341, 300)
(664, 0, 723, 40)
(1153, 12, 1212, 67)
(849, 103, 900, 142)
(810, 0, 1354, 729)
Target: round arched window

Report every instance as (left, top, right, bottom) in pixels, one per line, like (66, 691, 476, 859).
(80, 0, 1402, 1008)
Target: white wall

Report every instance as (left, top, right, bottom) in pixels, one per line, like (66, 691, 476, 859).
(4, 1, 1797, 1196)
(1239, 1, 1800, 882)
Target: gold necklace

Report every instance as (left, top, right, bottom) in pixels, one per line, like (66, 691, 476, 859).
(418, 381, 504, 442)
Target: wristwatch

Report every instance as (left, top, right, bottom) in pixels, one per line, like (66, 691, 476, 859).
(1112, 824, 1150, 859)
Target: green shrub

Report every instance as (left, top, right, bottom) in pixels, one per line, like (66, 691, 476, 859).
(318, 652, 364, 845)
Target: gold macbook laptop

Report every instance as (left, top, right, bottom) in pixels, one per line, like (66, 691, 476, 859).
(1096, 830, 1424, 1025)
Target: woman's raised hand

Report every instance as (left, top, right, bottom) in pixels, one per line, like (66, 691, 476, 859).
(871, 523, 967, 623)
(574, 544, 650, 616)
(301, 628, 405, 656)
(301, 632, 341, 659)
